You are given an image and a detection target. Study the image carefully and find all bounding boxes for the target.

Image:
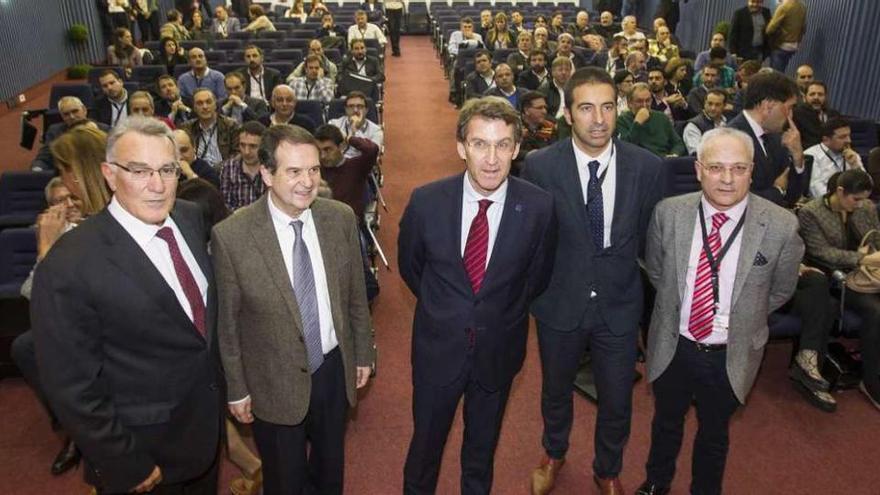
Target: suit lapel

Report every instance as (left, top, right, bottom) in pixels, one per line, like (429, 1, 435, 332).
(310, 199, 344, 334)
(558, 141, 591, 245)
(481, 178, 523, 294)
(675, 193, 701, 300)
(731, 196, 768, 307)
(610, 140, 633, 247)
(449, 175, 474, 293)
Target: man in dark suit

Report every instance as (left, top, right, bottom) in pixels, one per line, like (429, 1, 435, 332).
(94, 69, 130, 127)
(339, 38, 386, 84)
(31, 96, 110, 171)
(637, 127, 803, 495)
(155, 75, 194, 127)
(221, 71, 270, 125)
(792, 81, 841, 150)
(32, 116, 223, 494)
(240, 45, 283, 104)
(726, 71, 807, 208)
(464, 50, 496, 101)
(213, 124, 374, 495)
(541, 56, 573, 121)
(517, 50, 550, 92)
(523, 67, 663, 495)
(729, 0, 772, 62)
(399, 96, 556, 495)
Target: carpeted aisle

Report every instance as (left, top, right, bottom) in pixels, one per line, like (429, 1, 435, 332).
(1, 36, 879, 494)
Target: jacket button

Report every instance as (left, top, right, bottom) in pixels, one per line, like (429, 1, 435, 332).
(300, 367, 308, 373)
(208, 383, 218, 391)
(299, 336, 304, 343)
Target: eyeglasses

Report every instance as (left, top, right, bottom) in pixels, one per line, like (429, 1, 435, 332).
(466, 139, 516, 155)
(698, 161, 752, 177)
(111, 162, 181, 181)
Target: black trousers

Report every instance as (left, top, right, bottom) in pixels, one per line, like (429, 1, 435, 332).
(792, 271, 836, 353)
(403, 352, 512, 495)
(252, 348, 348, 495)
(11, 330, 60, 429)
(646, 336, 741, 495)
(537, 306, 637, 479)
(97, 451, 219, 495)
(387, 8, 403, 55)
(844, 291, 880, 391)
(136, 11, 160, 42)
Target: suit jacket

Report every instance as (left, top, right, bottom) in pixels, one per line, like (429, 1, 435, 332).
(729, 6, 771, 59)
(180, 115, 242, 163)
(93, 94, 130, 127)
(212, 195, 374, 425)
(221, 95, 269, 123)
(541, 81, 565, 118)
(645, 192, 803, 403)
(240, 66, 283, 102)
(339, 55, 385, 84)
(792, 103, 840, 150)
(211, 16, 241, 38)
(727, 113, 808, 207)
(517, 70, 550, 92)
(521, 138, 663, 334)
(398, 174, 556, 388)
(31, 201, 222, 493)
(464, 71, 494, 101)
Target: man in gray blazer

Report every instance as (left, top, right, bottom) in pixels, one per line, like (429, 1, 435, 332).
(212, 124, 375, 495)
(637, 127, 803, 495)
(211, 5, 240, 38)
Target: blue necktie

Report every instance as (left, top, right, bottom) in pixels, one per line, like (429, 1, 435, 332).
(586, 160, 604, 250)
(291, 220, 324, 373)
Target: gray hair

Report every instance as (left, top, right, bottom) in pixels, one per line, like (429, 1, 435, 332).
(129, 90, 155, 108)
(106, 116, 178, 162)
(44, 176, 66, 201)
(697, 127, 755, 163)
(57, 96, 85, 110)
(557, 33, 575, 43)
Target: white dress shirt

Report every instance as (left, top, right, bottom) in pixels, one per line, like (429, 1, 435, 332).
(572, 139, 616, 249)
(347, 23, 387, 46)
(805, 143, 864, 198)
(248, 68, 267, 102)
(460, 174, 507, 267)
(267, 194, 338, 354)
(107, 197, 208, 321)
(678, 196, 748, 345)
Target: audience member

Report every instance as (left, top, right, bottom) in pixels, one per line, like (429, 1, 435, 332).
(339, 39, 386, 84)
(181, 88, 241, 167)
(542, 56, 573, 119)
(218, 121, 268, 210)
(160, 8, 191, 42)
(289, 54, 336, 104)
(767, 0, 807, 73)
(639, 126, 803, 495)
(94, 69, 130, 128)
(316, 12, 347, 51)
(648, 25, 679, 63)
(614, 71, 634, 114)
(464, 50, 495, 101)
(624, 50, 648, 83)
(683, 89, 728, 155)
(510, 9, 526, 34)
(156, 36, 187, 77)
(554, 33, 585, 70)
(616, 15, 646, 43)
(107, 28, 143, 78)
(284, 0, 309, 22)
(664, 57, 693, 104)
(486, 12, 517, 51)
(314, 124, 379, 219)
(240, 45, 283, 104)
(595, 11, 620, 42)
(647, 68, 692, 122)
(548, 11, 566, 40)
(172, 128, 221, 188)
(515, 91, 558, 171)
(693, 48, 736, 89)
(694, 32, 738, 72)
(729, 0, 771, 62)
(618, 82, 686, 156)
(805, 118, 864, 198)
(309, 0, 331, 19)
(567, 11, 596, 47)
(178, 47, 227, 101)
(793, 81, 841, 149)
(448, 17, 485, 59)
(289, 39, 339, 81)
(347, 9, 387, 48)
(477, 9, 494, 41)
(603, 34, 628, 75)
(242, 5, 277, 33)
(328, 91, 384, 158)
(484, 64, 528, 110)
(533, 27, 556, 55)
(259, 84, 318, 133)
(211, 5, 240, 38)
(155, 74, 194, 126)
(798, 169, 880, 411)
(687, 64, 720, 115)
(221, 72, 270, 124)
(128, 90, 175, 129)
(187, 10, 211, 40)
(507, 32, 533, 77)
(31, 97, 109, 172)
(517, 50, 550, 91)
(213, 123, 374, 495)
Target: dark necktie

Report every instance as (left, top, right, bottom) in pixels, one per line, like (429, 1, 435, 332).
(291, 220, 324, 373)
(586, 160, 604, 250)
(155, 227, 206, 337)
(463, 199, 492, 294)
(688, 212, 729, 341)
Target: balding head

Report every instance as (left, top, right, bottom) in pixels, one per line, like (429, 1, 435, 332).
(58, 96, 88, 126)
(172, 129, 195, 163)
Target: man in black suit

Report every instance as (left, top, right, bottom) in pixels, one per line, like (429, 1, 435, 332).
(32, 116, 223, 494)
(94, 69, 130, 127)
(523, 67, 663, 495)
(155, 75, 194, 127)
(726, 70, 807, 207)
(339, 38, 385, 84)
(729, 0, 772, 62)
(31, 97, 110, 172)
(517, 50, 550, 92)
(240, 45, 283, 104)
(792, 81, 841, 149)
(464, 50, 496, 101)
(399, 96, 556, 495)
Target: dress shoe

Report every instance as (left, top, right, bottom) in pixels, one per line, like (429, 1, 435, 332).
(860, 381, 880, 411)
(635, 481, 670, 495)
(230, 466, 263, 495)
(593, 475, 624, 495)
(51, 438, 80, 476)
(530, 455, 564, 495)
(791, 377, 837, 413)
(789, 361, 830, 392)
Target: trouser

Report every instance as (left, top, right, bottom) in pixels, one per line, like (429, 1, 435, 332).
(792, 271, 836, 353)
(769, 48, 796, 73)
(537, 305, 637, 478)
(646, 336, 741, 495)
(11, 330, 59, 429)
(844, 291, 880, 392)
(136, 11, 160, 42)
(387, 8, 403, 54)
(98, 450, 219, 495)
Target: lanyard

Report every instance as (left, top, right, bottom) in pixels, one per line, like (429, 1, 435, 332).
(111, 100, 126, 127)
(698, 202, 747, 305)
(821, 144, 844, 172)
(306, 81, 315, 99)
(250, 71, 264, 99)
(196, 124, 217, 159)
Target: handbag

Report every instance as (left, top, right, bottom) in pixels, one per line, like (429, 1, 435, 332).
(845, 229, 880, 293)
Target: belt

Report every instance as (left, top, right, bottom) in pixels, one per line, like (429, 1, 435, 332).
(681, 335, 727, 353)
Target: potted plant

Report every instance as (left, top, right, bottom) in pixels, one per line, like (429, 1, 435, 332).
(68, 24, 89, 44)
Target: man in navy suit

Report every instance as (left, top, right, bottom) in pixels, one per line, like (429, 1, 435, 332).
(522, 67, 663, 495)
(399, 97, 556, 495)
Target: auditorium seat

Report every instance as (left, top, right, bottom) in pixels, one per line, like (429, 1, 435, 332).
(284, 39, 311, 50)
(0, 172, 54, 230)
(213, 39, 242, 51)
(297, 100, 325, 126)
(0, 227, 36, 298)
(130, 65, 168, 87)
(206, 50, 229, 64)
(661, 156, 699, 198)
(86, 66, 124, 95)
(181, 40, 208, 51)
(271, 49, 304, 66)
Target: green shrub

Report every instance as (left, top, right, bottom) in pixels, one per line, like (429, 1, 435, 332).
(68, 24, 89, 44)
(67, 64, 92, 79)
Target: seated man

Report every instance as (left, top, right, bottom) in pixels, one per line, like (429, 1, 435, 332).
(552, 33, 585, 70)
(517, 50, 550, 92)
(217, 121, 267, 211)
(615, 15, 646, 43)
(687, 64, 721, 115)
(339, 38, 385, 84)
(290, 54, 336, 104)
(328, 91, 383, 159)
(347, 9, 387, 48)
(155, 75, 193, 127)
(484, 63, 528, 110)
(240, 45, 283, 104)
(594, 10, 619, 42)
(541, 56, 572, 120)
(694, 32, 738, 72)
(211, 5, 241, 39)
(288, 39, 339, 82)
(128, 90, 175, 129)
(93, 69, 130, 127)
(31, 97, 109, 172)
(513, 90, 557, 173)
(683, 89, 728, 155)
(258, 84, 318, 133)
(693, 47, 736, 89)
(180, 88, 242, 168)
(507, 31, 533, 77)
(623, 50, 648, 84)
(314, 123, 380, 220)
(177, 47, 227, 102)
(172, 128, 221, 188)
(806, 118, 864, 198)
(220, 72, 270, 125)
(617, 82, 686, 156)
(448, 16, 485, 60)
(464, 49, 495, 101)
(567, 11, 596, 47)
(648, 67, 692, 122)
(647, 25, 679, 63)
(317, 12, 348, 51)
(795, 64, 814, 99)
(793, 81, 841, 149)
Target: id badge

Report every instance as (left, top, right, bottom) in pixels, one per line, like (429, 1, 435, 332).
(713, 312, 729, 332)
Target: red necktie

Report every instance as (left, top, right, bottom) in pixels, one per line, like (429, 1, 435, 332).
(156, 227, 206, 337)
(463, 199, 492, 294)
(688, 212, 729, 341)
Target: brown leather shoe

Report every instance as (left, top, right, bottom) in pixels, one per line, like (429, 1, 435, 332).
(593, 475, 625, 495)
(530, 455, 565, 495)
(230, 466, 263, 495)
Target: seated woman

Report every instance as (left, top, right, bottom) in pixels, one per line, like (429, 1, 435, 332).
(243, 4, 277, 33)
(648, 25, 679, 63)
(285, 0, 309, 22)
(155, 36, 187, 77)
(798, 169, 880, 411)
(486, 12, 516, 51)
(107, 27, 143, 78)
(187, 10, 212, 40)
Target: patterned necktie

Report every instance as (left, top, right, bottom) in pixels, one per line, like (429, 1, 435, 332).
(688, 212, 730, 341)
(463, 199, 492, 294)
(291, 220, 324, 373)
(155, 227, 206, 337)
(586, 160, 604, 250)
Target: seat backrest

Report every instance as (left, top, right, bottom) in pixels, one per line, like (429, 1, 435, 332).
(206, 50, 228, 64)
(290, 29, 315, 39)
(131, 65, 169, 86)
(181, 40, 208, 51)
(214, 39, 243, 51)
(662, 156, 699, 198)
(296, 99, 325, 125)
(0, 171, 54, 218)
(271, 49, 304, 65)
(337, 73, 380, 102)
(324, 49, 343, 64)
(0, 227, 37, 291)
(257, 30, 286, 40)
(849, 119, 879, 157)
(230, 30, 253, 40)
(284, 38, 311, 50)
(250, 39, 276, 53)
(265, 62, 293, 77)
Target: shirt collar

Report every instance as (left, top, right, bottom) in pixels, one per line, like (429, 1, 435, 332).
(742, 110, 766, 141)
(571, 138, 613, 170)
(107, 196, 174, 248)
(462, 172, 508, 207)
(700, 194, 748, 226)
(267, 192, 313, 229)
